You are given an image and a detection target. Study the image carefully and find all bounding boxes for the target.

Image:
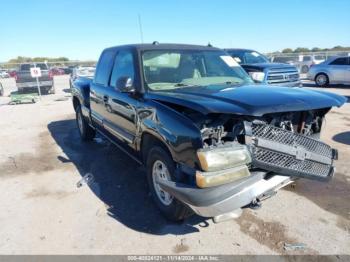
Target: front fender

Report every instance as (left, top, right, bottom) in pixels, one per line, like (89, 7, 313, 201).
(71, 77, 92, 108)
(138, 100, 203, 168)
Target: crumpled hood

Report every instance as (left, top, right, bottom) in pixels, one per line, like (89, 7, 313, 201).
(147, 85, 346, 116)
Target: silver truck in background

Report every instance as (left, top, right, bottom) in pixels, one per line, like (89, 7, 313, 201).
(13, 63, 54, 94)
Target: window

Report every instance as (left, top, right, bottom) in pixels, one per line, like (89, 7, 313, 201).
(302, 56, 312, 62)
(330, 57, 348, 65)
(110, 50, 135, 88)
(94, 49, 116, 86)
(142, 50, 253, 91)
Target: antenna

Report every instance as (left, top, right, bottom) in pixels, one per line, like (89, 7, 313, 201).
(138, 14, 144, 43)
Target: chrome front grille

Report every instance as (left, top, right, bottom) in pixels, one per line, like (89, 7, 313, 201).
(246, 122, 335, 181)
(266, 67, 300, 84)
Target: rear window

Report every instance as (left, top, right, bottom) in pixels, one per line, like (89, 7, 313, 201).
(36, 63, 48, 70)
(20, 63, 48, 71)
(20, 64, 31, 71)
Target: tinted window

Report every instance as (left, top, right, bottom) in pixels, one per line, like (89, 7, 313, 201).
(20, 64, 31, 71)
(303, 56, 312, 62)
(36, 63, 48, 70)
(95, 50, 116, 85)
(110, 50, 135, 88)
(228, 50, 268, 64)
(330, 57, 348, 65)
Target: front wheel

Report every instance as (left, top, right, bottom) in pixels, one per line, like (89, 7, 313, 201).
(76, 105, 95, 141)
(315, 73, 329, 87)
(147, 146, 192, 221)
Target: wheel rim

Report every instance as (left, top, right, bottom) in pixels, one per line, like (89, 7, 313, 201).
(316, 75, 327, 86)
(152, 160, 173, 206)
(77, 111, 83, 134)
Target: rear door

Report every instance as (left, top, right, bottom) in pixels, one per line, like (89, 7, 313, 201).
(90, 49, 116, 127)
(329, 57, 348, 82)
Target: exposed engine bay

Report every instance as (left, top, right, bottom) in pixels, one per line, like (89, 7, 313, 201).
(179, 106, 335, 182)
(181, 108, 330, 147)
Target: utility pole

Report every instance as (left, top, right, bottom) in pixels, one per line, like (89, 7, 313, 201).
(138, 14, 144, 43)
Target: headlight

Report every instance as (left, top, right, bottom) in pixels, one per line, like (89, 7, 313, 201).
(249, 72, 265, 82)
(197, 143, 251, 172)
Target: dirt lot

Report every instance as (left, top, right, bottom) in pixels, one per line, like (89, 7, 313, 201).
(0, 76, 349, 255)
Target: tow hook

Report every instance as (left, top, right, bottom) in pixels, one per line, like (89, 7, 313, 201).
(247, 190, 278, 210)
(247, 199, 262, 210)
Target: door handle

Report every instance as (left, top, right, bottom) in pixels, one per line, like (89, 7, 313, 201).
(103, 95, 109, 103)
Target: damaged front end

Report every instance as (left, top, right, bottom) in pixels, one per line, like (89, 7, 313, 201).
(158, 108, 338, 222)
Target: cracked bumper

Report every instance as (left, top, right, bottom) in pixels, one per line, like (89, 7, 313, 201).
(158, 171, 293, 217)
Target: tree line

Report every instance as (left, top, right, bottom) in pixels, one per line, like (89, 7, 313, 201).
(7, 56, 70, 64)
(278, 46, 350, 54)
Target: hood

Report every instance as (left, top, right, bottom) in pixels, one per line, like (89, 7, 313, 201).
(147, 85, 346, 116)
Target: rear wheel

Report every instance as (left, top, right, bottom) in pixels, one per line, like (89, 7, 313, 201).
(301, 65, 309, 74)
(76, 105, 95, 141)
(315, 73, 329, 87)
(147, 146, 192, 221)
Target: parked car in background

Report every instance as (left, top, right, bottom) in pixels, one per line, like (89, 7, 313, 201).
(70, 66, 95, 88)
(296, 54, 326, 74)
(13, 63, 54, 94)
(50, 67, 65, 76)
(71, 43, 345, 222)
(0, 69, 10, 78)
(59, 66, 74, 75)
(225, 48, 301, 87)
(308, 56, 350, 87)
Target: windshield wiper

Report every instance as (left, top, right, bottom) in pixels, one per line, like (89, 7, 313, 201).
(173, 83, 198, 88)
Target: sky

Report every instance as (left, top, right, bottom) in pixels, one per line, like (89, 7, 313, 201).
(0, 0, 349, 62)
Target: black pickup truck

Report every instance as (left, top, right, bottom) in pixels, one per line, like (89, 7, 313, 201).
(71, 43, 345, 222)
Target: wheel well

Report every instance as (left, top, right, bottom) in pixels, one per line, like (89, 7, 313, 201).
(315, 72, 328, 81)
(140, 133, 173, 164)
(73, 96, 80, 111)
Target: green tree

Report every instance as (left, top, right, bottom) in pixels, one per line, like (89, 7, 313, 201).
(282, 48, 293, 53)
(294, 47, 310, 53)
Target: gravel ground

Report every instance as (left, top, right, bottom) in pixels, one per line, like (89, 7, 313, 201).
(0, 76, 349, 255)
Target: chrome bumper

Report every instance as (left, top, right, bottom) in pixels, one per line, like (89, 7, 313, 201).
(158, 171, 293, 218)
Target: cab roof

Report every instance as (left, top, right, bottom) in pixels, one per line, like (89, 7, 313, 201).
(104, 43, 222, 52)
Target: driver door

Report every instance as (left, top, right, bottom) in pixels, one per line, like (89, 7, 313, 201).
(101, 49, 138, 146)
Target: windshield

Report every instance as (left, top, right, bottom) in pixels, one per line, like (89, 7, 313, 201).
(142, 50, 253, 91)
(228, 50, 269, 64)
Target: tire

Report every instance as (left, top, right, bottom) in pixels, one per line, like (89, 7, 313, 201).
(301, 65, 309, 74)
(315, 73, 329, 87)
(146, 146, 192, 221)
(76, 105, 95, 141)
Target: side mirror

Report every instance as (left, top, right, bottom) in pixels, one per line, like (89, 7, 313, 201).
(116, 76, 135, 93)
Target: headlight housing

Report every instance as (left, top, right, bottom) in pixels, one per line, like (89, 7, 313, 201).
(249, 72, 265, 82)
(197, 143, 252, 172)
(196, 143, 252, 188)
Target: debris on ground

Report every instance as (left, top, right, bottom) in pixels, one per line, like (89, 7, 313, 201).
(283, 242, 307, 251)
(76, 173, 95, 188)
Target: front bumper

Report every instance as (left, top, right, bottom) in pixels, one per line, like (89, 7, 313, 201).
(158, 171, 293, 217)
